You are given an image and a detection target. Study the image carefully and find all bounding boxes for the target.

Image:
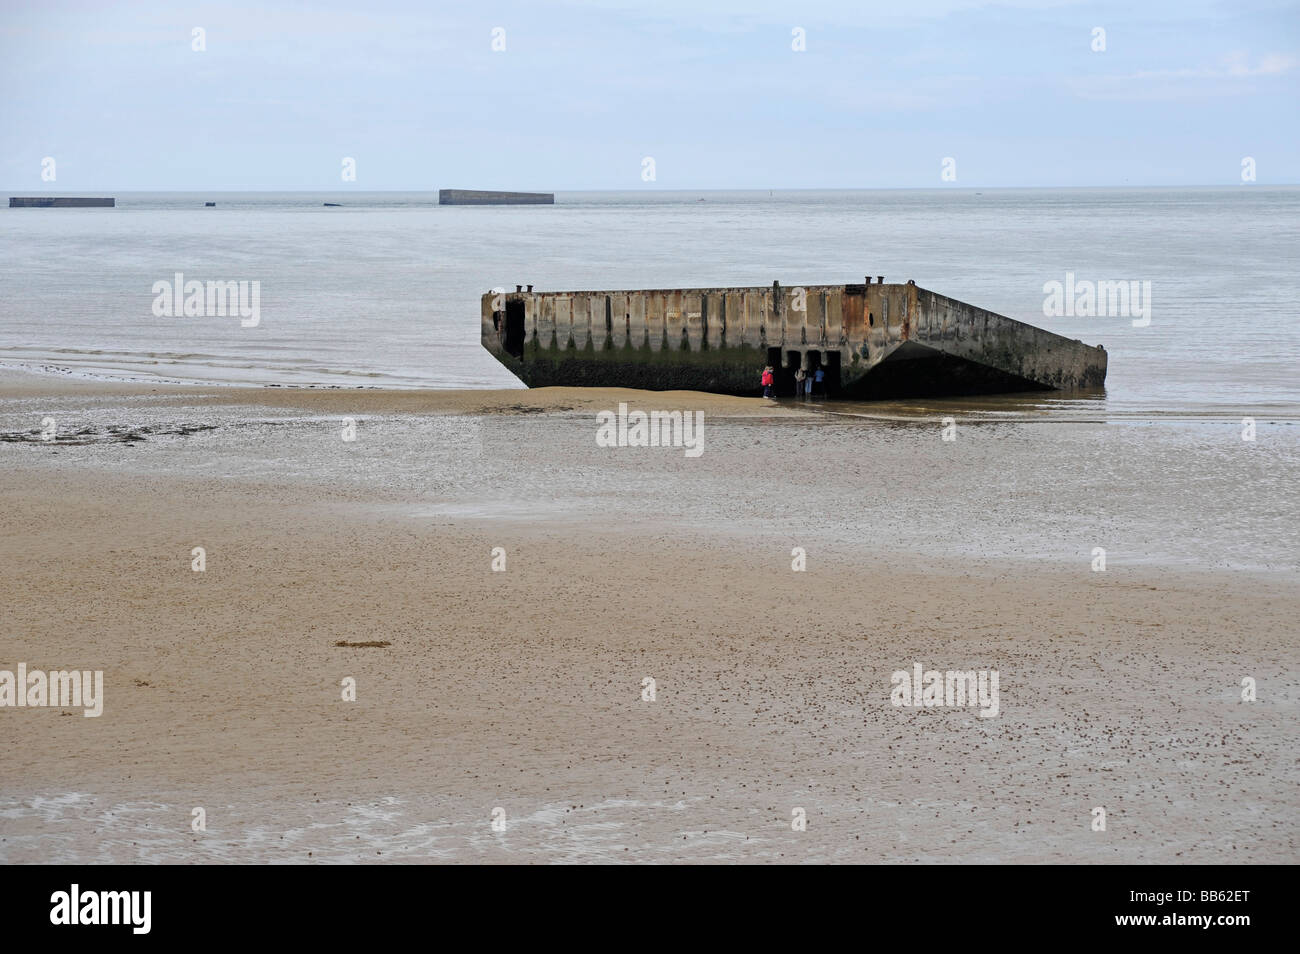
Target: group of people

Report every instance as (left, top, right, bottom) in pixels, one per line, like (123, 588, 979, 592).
(760, 364, 825, 399)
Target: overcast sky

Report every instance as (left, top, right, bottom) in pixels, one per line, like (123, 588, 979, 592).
(2, 0, 1296, 190)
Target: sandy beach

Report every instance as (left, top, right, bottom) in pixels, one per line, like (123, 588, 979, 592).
(1, 370, 1295, 863)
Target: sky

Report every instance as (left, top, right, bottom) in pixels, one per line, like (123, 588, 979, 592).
(1, 0, 1296, 190)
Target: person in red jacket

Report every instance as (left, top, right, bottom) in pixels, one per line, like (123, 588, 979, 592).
(761, 365, 774, 398)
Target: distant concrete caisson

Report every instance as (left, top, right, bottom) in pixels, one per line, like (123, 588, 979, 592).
(439, 189, 554, 205)
(9, 197, 114, 207)
(481, 279, 1107, 399)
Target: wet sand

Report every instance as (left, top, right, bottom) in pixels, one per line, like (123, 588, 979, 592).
(0, 370, 798, 416)
(1, 372, 1296, 863)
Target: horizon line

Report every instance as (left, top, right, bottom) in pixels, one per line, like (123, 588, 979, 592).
(4, 183, 1295, 194)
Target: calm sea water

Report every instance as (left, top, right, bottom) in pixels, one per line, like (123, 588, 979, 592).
(1, 188, 1297, 417)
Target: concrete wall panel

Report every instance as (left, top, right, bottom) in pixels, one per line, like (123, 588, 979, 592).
(629, 293, 647, 348)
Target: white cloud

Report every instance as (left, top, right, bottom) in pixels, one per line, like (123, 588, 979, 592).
(1068, 52, 1297, 100)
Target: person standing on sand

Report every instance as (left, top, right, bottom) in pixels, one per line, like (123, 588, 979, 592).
(804, 368, 813, 399)
(761, 366, 774, 398)
(813, 365, 825, 398)
(794, 366, 806, 399)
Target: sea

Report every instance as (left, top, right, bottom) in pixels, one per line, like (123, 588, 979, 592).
(2, 187, 1298, 420)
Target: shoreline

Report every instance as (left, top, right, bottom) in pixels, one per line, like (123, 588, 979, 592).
(6, 365, 1300, 430)
(0, 365, 807, 417)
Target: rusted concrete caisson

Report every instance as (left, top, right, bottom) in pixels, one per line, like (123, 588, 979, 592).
(481, 279, 1107, 398)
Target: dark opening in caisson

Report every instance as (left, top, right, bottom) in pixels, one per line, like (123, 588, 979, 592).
(504, 300, 525, 358)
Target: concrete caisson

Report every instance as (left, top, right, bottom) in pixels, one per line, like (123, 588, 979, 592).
(482, 280, 1107, 398)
